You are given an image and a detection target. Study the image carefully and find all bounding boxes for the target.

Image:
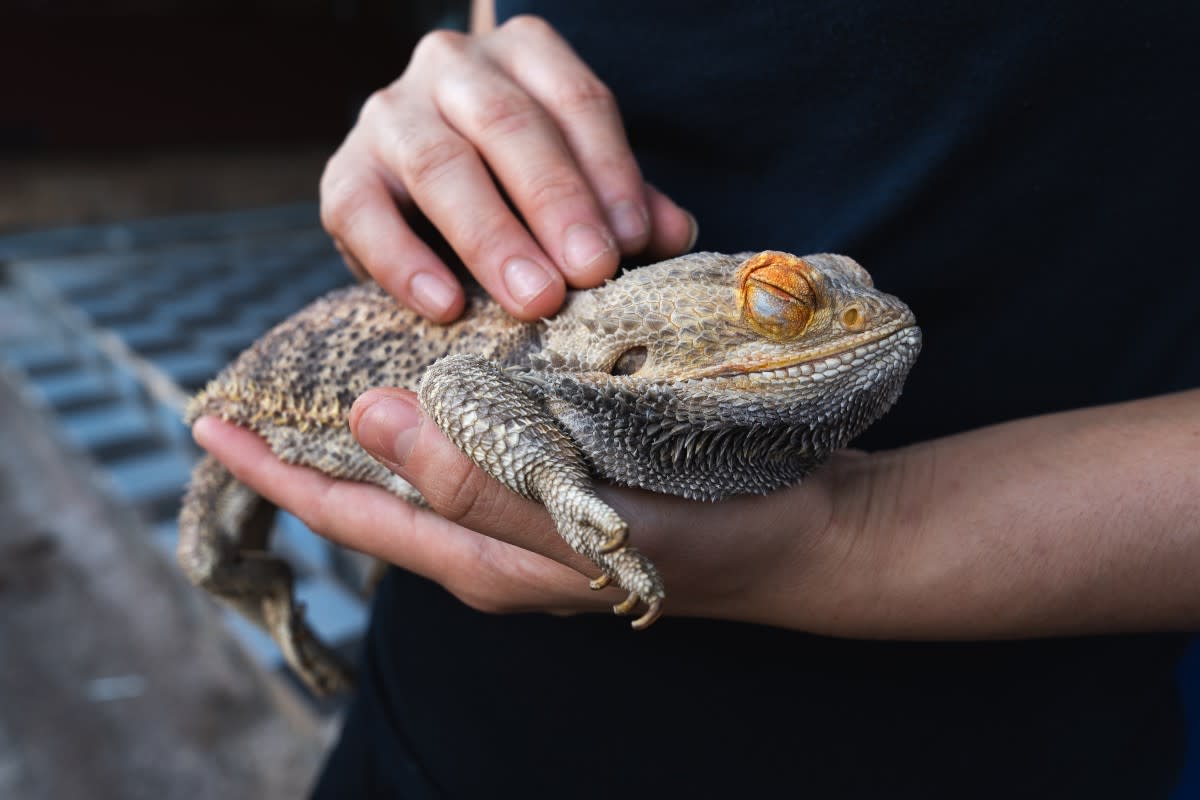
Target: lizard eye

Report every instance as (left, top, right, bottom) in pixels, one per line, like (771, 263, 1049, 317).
(737, 251, 818, 340)
(610, 346, 648, 376)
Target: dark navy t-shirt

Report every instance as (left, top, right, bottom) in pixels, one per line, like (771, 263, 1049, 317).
(315, 2, 1200, 797)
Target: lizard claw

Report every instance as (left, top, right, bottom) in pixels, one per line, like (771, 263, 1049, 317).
(598, 527, 628, 554)
(613, 590, 639, 616)
(611, 592, 664, 629)
(589, 573, 612, 590)
(631, 598, 663, 630)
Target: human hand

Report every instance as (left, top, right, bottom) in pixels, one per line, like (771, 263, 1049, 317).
(320, 15, 697, 322)
(193, 368, 1200, 636)
(192, 388, 873, 629)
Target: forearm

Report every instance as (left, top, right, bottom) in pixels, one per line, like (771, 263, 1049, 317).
(815, 389, 1200, 638)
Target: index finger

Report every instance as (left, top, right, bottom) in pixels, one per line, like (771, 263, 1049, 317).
(485, 16, 692, 255)
(320, 138, 468, 322)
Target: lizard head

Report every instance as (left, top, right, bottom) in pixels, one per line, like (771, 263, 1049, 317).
(538, 250, 918, 385)
(533, 250, 921, 498)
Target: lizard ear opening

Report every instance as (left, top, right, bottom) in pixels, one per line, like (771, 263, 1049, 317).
(610, 346, 648, 376)
(737, 251, 819, 340)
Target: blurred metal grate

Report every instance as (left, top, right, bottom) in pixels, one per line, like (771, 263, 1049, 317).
(0, 205, 369, 702)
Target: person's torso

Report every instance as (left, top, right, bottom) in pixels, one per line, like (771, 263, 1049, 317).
(326, 3, 1200, 797)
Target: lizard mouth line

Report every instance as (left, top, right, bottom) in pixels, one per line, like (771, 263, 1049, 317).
(696, 322, 920, 381)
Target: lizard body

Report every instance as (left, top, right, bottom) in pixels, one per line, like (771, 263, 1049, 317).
(178, 251, 921, 694)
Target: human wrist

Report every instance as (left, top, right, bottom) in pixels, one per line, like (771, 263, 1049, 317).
(766, 445, 940, 638)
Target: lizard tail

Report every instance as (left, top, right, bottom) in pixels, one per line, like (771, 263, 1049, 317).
(177, 455, 356, 695)
(177, 454, 276, 591)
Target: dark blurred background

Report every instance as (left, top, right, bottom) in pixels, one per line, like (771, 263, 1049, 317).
(0, 0, 463, 229)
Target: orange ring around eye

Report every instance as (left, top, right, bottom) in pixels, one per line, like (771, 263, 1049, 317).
(737, 252, 819, 340)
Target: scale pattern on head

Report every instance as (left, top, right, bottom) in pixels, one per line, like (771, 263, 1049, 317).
(527, 251, 922, 500)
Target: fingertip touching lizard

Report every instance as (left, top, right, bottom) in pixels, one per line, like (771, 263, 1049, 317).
(177, 251, 921, 694)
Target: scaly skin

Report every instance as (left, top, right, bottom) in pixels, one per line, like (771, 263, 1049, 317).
(178, 251, 921, 694)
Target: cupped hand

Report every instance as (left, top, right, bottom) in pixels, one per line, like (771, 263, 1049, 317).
(192, 389, 878, 630)
(320, 15, 697, 322)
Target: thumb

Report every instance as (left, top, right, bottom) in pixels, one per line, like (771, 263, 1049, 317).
(349, 388, 571, 560)
(349, 387, 424, 469)
(350, 388, 481, 517)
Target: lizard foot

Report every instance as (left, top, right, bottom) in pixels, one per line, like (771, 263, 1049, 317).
(531, 465, 665, 629)
(611, 590, 664, 630)
(560, 492, 627, 557)
(589, 539, 666, 629)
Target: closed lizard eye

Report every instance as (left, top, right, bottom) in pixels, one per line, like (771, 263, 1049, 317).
(737, 251, 819, 340)
(610, 346, 648, 376)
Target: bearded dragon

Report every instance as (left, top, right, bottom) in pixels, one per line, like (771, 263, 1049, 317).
(178, 251, 921, 694)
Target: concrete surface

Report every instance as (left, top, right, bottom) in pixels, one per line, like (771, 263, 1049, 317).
(0, 371, 330, 799)
(0, 205, 369, 686)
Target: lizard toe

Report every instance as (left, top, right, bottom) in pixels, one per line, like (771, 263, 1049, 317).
(613, 590, 640, 616)
(631, 598, 664, 630)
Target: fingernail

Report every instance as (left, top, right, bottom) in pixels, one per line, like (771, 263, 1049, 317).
(683, 210, 700, 251)
(502, 257, 554, 306)
(563, 223, 615, 273)
(608, 200, 649, 245)
(410, 272, 456, 318)
(357, 394, 422, 466)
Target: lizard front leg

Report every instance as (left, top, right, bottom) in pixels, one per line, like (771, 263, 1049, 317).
(419, 353, 665, 628)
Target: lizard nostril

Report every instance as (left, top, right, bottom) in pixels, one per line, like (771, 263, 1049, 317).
(610, 346, 648, 376)
(840, 305, 867, 331)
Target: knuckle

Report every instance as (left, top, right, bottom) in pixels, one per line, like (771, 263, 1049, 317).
(426, 457, 494, 524)
(467, 89, 542, 138)
(319, 175, 367, 234)
(318, 167, 341, 233)
(357, 88, 394, 123)
(318, 201, 338, 236)
(452, 211, 511, 264)
(524, 168, 589, 214)
(500, 14, 553, 39)
(444, 206, 513, 266)
(304, 491, 339, 542)
(399, 132, 471, 189)
(584, 154, 636, 194)
(553, 75, 615, 117)
(412, 28, 466, 64)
